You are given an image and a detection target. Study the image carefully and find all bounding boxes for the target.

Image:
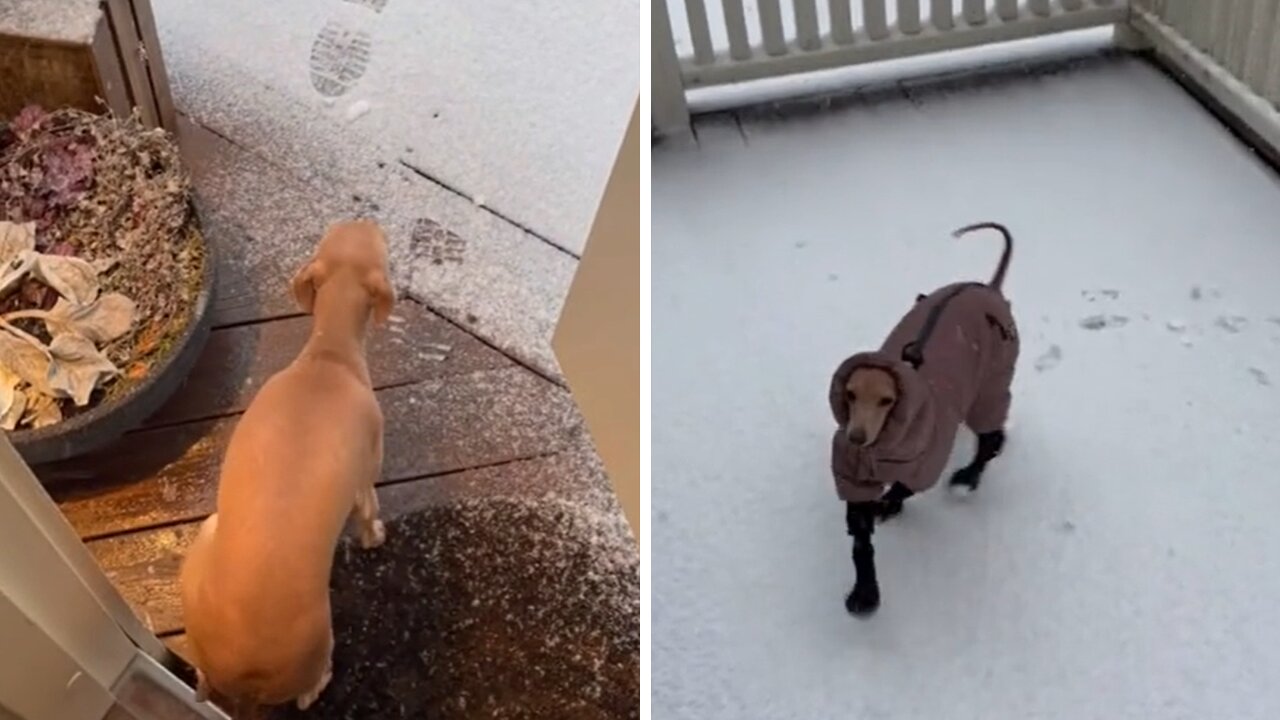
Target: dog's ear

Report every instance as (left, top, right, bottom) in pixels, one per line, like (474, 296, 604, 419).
(829, 360, 856, 425)
(290, 258, 324, 314)
(365, 271, 395, 326)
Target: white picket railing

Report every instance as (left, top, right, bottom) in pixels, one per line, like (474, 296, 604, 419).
(1131, 0, 1280, 153)
(654, 0, 1280, 171)
(652, 0, 1129, 135)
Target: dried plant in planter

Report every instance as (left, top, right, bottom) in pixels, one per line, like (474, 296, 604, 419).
(0, 107, 205, 431)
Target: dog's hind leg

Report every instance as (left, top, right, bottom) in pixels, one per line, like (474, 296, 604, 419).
(844, 502, 881, 616)
(949, 429, 1005, 493)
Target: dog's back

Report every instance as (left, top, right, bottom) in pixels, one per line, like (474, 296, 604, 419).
(183, 358, 381, 707)
(883, 281, 1018, 430)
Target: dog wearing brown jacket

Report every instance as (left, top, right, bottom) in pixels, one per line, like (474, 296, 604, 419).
(829, 222, 1019, 616)
(179, 220, 394, 713)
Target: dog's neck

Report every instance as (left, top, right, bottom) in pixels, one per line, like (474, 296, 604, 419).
(301, 275, 374, 383)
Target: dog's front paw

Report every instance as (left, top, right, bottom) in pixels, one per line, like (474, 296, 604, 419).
(845, 583, 881, 616)
(875, 497, 904, 523)
(949, 466, 980, 492)
(360, 519, 386, 549)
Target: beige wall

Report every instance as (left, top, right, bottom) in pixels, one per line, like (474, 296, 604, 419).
(553, 99, 640, 539)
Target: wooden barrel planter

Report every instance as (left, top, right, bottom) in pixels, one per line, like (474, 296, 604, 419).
(2, 1, 201, 465)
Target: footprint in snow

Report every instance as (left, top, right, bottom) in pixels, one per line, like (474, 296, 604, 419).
(1215, 315, 1248, 333)
(1079, 314, 1128, 330)
(1081, 289, 1120, 302)
(1034, 344, 1062, 372)
(1248, 367, 1271, 387)
(309, 0, 390, 98)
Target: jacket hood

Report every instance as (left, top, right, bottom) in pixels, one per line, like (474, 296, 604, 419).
(829, 351, 935, 462)
(828, 351, 938, 496)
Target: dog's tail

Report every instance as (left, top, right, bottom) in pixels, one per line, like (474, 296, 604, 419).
(952, 222, 1013, 292)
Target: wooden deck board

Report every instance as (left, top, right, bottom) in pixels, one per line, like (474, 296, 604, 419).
(45, 115, 636, 715)
(48, 366, 582, 540)
(90, 448, 607, 636)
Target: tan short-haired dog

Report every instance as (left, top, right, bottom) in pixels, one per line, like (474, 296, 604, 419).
(180, 219, 394, 713)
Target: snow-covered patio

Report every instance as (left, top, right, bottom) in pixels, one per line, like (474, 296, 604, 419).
(653, 49, 1280, 719)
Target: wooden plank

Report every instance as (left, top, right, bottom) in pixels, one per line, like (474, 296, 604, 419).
(102, 0, 157, 127)
(177, 117, 364, 327)
(90, 16, 131, 118)
(145, 300, 499, 426)
(0, 34, 101, 118)
(124, 0, 178, 132)
(162, 633, 191, 666)
(89, 447, 611, 636)
(47, 367, 582, 540)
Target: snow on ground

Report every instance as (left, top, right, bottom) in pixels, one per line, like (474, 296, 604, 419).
(148, 0, 638, 373)
(653, 54, 1280, 720)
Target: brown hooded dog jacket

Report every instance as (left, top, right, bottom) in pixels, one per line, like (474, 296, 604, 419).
(829, 226, 1019, 503)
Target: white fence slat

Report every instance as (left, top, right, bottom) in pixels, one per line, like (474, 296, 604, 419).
(652, 0, 690, 137)
(1225, 0, 1255, 79)
(682, 1, 1126, 87)
(830, 0, 856, 43)
(684, 0, 717, 65)
(898, 0, 922, 34)
(758, 0, 789, 56)
(1028, 0, 1051, 18)
(996, 0, 1019, 22)
(963, 0, 987, 25)
(1184, 0, 1212, 51)
(1208, 2, 1231, 65)
(1267, 1, 1280, 103)
(931, 0, 954, 29)
(795, 0, 823, 49)
(1243, 0, 1277, 92)
(722, 0, 753, 60)
(862, 0, 890, 40)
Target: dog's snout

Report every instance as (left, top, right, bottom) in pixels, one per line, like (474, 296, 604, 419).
(846, 426, 866, 445)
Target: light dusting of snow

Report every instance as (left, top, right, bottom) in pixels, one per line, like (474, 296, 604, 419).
(345, 99, 373, 122)
(0, 0, 100, 42)
(655, 54, 1280, 719)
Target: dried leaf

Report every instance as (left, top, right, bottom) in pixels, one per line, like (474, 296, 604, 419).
(46, 293, 136, 344)
(0, 251, 36, 298)
(1, 389, 27, 430)
(133, 321, 163, 356)
(47, 333, 119, 406)
(0, 326, 53, 395)
(92, 256, 119, 275)
(0, 222, 36, 263)
(0, 366, 23, 430)
(11, 106, 47, 140)
(125, 361, 149, 380)
(30, 253, 99, 306)
(40, 135, 96, 209)
(22, 392, 62, 429)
